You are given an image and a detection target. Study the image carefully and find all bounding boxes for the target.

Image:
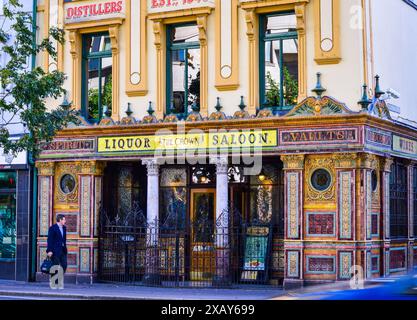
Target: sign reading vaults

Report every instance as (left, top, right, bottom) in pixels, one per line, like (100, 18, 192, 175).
(148, 0, 215, 14)
(64, 0, 126, 24)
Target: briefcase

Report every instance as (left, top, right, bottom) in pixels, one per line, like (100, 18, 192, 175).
(41, 257, 53, 274)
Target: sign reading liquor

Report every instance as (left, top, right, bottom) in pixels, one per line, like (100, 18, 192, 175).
(393, 135, 417, 156)
(64, 0, 126, 24)
(148, 0, 215, 14)
(97, 130, 278, 154)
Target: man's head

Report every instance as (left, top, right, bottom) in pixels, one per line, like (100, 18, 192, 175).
(56, 214, 66, 226)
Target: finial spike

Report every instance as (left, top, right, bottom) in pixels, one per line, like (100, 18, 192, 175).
(147, 101, 154, 116)
(374, 74, 385, 98)
(312, 72, 326, 98)
(239, 96, 246, 111)
(125, 102, 133, 117)
(358, 84, 371, 111)
(215, 97, 222, 112)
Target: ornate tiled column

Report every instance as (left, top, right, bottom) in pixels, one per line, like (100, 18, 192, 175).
(78, 161, 106, 284)
(281, 154, 305, 289)
(35, 162, 55, 281)
(333, 153, 357, 280)
(142, 158, 161, 285)
(358, 154, 378, 279)
(211, 157, 230, 286)
(381, 157, 393, 277)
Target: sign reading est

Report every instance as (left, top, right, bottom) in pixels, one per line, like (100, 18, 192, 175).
(148, 0, 215, 13)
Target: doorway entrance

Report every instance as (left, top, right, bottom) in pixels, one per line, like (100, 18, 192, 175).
(190, 189, 216, 281)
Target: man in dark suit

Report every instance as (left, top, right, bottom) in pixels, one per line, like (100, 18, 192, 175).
(46, 214, 68, 273)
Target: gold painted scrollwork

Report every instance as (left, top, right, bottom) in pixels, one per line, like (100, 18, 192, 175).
(333, 153, 357, 169)
(55, 162, 81, 204)
(305, 156, 336, 202)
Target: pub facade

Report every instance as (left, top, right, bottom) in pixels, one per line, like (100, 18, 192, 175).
(34, 0, 417, 288)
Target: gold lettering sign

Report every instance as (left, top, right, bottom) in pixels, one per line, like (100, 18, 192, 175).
(97, 130, 278, 153)
(393, 135, 417, 156)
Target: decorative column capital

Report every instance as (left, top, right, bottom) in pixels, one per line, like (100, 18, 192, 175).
(80, 161, 107, 175)
(210, 157, 228, 175)
(152, 20, 162, 49)
(68, 30, 78, 58)
(196, 15, 208, 46)
(142, 158, 160, 176)
(281, 154, 305, 170)
(381, 157, 394, 173)
(244, 9, 256, 41)
(295, 3, 306, 34)
(358, 153, 379, 170)
(109, 25, 119, 54)
(36, 161, 55, 176)
(333, 153, 358, 169)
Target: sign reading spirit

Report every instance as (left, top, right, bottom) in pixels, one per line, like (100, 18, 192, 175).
(148, 0, 215, 14)
(64, 0, 126, 24)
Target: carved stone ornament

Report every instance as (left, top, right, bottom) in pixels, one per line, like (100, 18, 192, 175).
(358, 153, 379, 170)
(142, 158, 160, 176)
(36, 162, 56, 176)
(286, 96, 354, 117)
(80, 161, 107, 176)
(281, 154, 306, 170)
(333, 153, 358, 169)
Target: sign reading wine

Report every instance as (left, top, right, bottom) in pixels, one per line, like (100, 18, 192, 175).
(148, 0, 215, 14)
(64, 0, 126, 24)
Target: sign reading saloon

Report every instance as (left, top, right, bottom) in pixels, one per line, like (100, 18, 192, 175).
(148, 0, 215, 14)
(64, 0, 126, 24)
(98, 130, 278, 154)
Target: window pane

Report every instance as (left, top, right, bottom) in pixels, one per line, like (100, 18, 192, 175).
(87, 58, 100, 120)
(86, 56, 113, 121)
(282, 38, 299, 106)
(101, 56, 113, 112)
(171, 25, 199, 44)
(171, 49, 186, 114)
(187, 48, 200, 110)
(86, 34, 111, 54)
(264, 40, 280, 107)
(265, 14, 297, 35)
(0, 172, 16, 189)
(0, 194, 16, 260)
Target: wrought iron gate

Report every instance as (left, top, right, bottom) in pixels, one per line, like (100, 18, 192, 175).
(98, 202, 280, 288)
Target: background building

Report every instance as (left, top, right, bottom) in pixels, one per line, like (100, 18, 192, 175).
(0, 0, 34, 281)
(34, 0, 417, 287)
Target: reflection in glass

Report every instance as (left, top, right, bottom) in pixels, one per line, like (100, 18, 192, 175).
(0, 194, 16, 260)
(83, 33, 112, 123)
(262, 13, 298, 110)
(60, 174, 76, 194)
(192, 193, 215, 243)
(169, 25, 200, 118)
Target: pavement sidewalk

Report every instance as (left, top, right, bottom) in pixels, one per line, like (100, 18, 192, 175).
(0, 280, 285, 300)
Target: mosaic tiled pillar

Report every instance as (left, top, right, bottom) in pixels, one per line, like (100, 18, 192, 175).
(77, 161, 106, 283)
(358, 154, 379, 279)
(381, 157, 393, 277)
(334, 154, 357, 280)
(35, 162, 55, 278)
(142, 158, 161, 285)
(281, 155, 305, 288)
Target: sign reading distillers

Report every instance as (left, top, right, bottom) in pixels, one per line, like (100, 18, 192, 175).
(64, 0, 126, 24)
(148, 0, 215, 14)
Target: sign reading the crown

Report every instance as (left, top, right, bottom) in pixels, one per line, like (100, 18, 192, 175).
(65, 0, 126, 24)
(148, 0, 215, 14)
